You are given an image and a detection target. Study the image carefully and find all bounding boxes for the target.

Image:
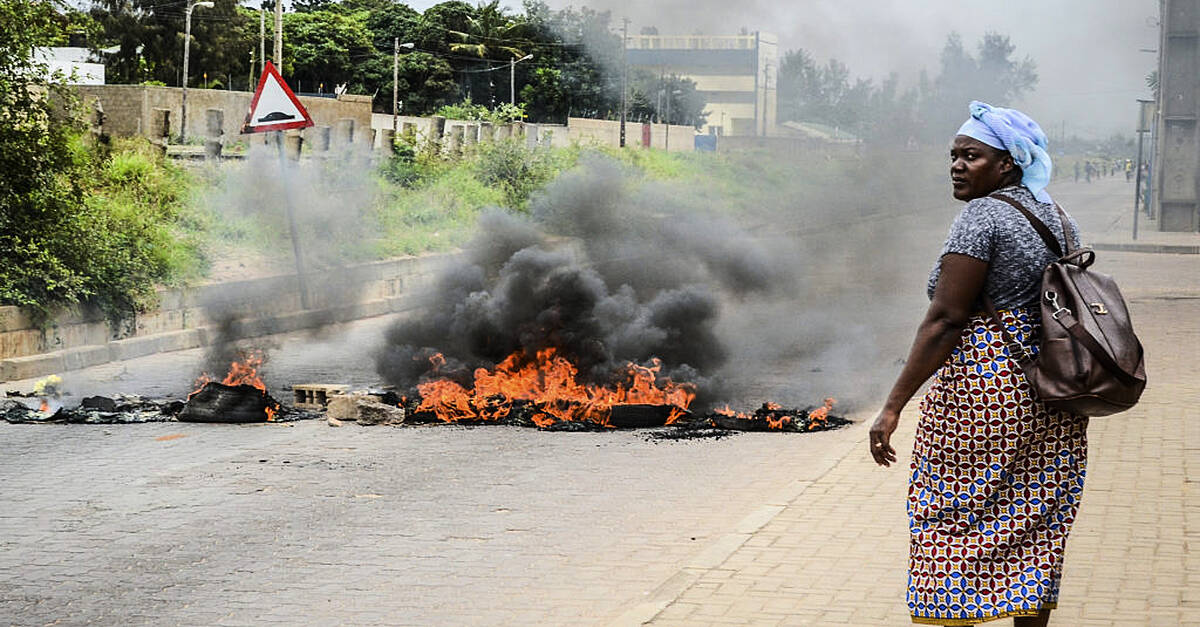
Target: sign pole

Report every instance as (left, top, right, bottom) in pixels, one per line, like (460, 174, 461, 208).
(274, 131, 311, 309)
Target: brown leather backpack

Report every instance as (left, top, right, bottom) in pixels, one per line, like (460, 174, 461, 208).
(984, 194, 1147, 417)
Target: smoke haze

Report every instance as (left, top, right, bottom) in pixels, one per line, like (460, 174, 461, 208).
(406, 0, 1159, 138)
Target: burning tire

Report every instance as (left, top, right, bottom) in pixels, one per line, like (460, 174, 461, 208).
(179, 382, 280, 423)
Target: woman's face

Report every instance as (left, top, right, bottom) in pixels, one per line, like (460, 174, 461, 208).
(949, 135, 1016, 201)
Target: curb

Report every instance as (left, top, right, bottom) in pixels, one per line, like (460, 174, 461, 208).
(0, 295, 424, 384)
(1092, 242, 1200, 254)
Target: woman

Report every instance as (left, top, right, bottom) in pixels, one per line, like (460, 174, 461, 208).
(869, 102, 1088, 627)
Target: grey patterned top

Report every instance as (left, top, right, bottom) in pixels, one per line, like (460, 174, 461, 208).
(927, 185, 1083, 310)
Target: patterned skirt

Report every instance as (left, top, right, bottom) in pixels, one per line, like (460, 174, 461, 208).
(908, 308, 1089, 625)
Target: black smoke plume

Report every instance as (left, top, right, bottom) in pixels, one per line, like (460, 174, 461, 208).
(374, 155, 789, 407)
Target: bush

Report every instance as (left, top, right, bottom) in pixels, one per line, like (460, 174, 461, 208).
(435, 99, 525, 124)
(473, 139, 562, 209)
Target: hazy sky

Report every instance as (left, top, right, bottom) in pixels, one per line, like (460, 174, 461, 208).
(406, 0, 1160, 138)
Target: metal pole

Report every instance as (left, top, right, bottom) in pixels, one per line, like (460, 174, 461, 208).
(1133, 129, 1145, 241)
(665, 84, 670, 152)
(619, 17, 629, 148)
(273, 0, 282, 67)
(275, 131, 310, 310)
(510, 56, 515, 105)
(259, 7, 265, 74)
(180, 2, 192, 143)
(393, 37, 399, 133)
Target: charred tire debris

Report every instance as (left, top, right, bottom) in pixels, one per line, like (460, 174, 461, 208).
(3, 389, 849, 440)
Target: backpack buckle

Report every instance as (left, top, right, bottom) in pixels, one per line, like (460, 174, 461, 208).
(1045, 290, 1072, 321)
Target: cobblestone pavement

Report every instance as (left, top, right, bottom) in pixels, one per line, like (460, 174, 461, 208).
(2, 177, 1197, 626)
(631, 177, 1200, 626)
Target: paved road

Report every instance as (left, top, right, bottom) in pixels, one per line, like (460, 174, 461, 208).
(2, 175, 1196, 626)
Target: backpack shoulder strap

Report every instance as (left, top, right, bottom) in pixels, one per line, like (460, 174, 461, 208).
(990, 193, 1063, 258)
(1054, 204, 1078, 255)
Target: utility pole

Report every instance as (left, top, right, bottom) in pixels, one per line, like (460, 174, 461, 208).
(393, 37, 399, 133)
(510, 53, 532, 105)
(259, 6, 265, 74)
(392, 41, 413, 133)
(273, 0, 282, 67)
(664, 85, 680, 151)
(620, 17, 630, 148)
(180, 0, 213, 143)
(248, 50, 253, 89)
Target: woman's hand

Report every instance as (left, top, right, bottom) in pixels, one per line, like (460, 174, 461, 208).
(869, 409, 900, 467)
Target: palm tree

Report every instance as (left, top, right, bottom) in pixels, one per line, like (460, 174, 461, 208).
(447, 1, 529, 105)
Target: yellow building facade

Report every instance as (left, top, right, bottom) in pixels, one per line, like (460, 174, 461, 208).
(626, 32, 778, 137)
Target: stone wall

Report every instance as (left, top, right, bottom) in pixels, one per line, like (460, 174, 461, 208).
(567, 118, 695, 152)
(72, 85, 372, 141)
(0, 254, 452, 382)
(368, 114, 696, 152)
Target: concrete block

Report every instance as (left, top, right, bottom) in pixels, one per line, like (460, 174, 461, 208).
(326, 394, 405, 425)
(292, 384, 351, 409)
(108, 329, 202, 362)
(0, 306, 34, 332)
(1, 353, 66, 383)
(62, 346, 113, 371)
(1, 329, 46, 360)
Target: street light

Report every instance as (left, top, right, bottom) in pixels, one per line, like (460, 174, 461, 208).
(180, 0, 214, 142)
(393, 40, 415, 132)
(663, 87, 680, 151)
(510, 53, 533, 106)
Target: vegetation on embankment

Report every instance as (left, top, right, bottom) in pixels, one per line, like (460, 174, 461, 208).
(5, 131, 945, 326)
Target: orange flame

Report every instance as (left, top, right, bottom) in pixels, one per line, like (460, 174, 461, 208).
(714, 404, 750, 419)
(415, 348, 694, 427)
(38, 399, 49, 413)
(808, 397, 836, 431)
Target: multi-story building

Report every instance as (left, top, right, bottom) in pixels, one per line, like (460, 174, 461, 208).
(626, 31, 777, 137)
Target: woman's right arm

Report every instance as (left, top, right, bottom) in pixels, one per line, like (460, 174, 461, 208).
(868, 253, 988, 467)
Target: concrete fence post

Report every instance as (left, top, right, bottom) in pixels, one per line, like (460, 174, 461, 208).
(204, 108, 223, 160)
(90, 99, 108, 145)
(314, 126, 332, 152)
(463, 124, 478, 147)
(334, 118, 355, 147)
(448, 124, 465, 155)
(379, 129, 395, 156)
(152, 108, 171, 155)
(431, 116, 446, 140)
(480, 122, 494, 143)
(284, 133, 303, 161)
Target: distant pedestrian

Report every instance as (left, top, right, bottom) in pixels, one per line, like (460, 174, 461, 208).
(1085, 160, 1093, 183)
(872, 100, 1087, 627)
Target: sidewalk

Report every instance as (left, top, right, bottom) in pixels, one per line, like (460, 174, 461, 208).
(614, 180, 1200, 626)
(1063, 176, 1199, 254)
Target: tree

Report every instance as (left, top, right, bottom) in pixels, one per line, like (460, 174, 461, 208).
(282, 9, 374, 92)
(90, 0, 257, 90)
(628, 71, 707, 128)
(919, 31, 1038, 142)
(445, 0, 530, 106)
(777, 50, 875, 137)
(519, 1, 621, 122)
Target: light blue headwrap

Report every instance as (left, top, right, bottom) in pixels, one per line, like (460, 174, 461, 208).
(956, 100, 1054, 203)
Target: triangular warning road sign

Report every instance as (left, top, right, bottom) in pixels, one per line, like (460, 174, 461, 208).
(242, 61, 314, 134)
